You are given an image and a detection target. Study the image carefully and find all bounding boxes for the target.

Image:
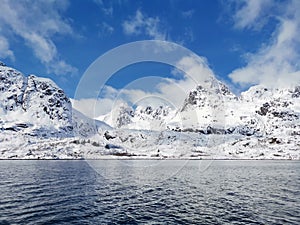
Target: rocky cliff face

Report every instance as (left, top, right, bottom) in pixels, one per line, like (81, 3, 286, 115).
(241, 85, 300, 136)
(0, 62, 73, 137)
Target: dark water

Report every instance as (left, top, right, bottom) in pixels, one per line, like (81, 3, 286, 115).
(0, 160, 299, 225)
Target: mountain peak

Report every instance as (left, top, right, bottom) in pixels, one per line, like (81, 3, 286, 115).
(0, 61, 6, 67)
(0, 64, 73, 136)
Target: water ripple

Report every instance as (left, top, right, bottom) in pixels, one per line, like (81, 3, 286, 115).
(0, 160, 299, 224)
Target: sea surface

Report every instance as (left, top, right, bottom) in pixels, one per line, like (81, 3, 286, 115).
(0, 160, 299, 224)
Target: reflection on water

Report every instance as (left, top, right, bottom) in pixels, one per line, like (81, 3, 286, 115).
(0, 160, 299, 224)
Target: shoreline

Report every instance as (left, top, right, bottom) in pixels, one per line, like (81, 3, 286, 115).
(0, 157, 298, 160)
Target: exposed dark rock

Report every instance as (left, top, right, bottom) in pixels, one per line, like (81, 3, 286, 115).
(256, 102, 270, 116)
(292, 86, 300, 98)
(104, 131, 116, 140)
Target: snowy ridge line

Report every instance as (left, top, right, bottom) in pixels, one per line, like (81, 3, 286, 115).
(0, 62, 300, 159)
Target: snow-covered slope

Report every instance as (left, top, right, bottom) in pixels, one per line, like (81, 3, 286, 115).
(240, 85, 300, 137)
(72, 108, 111, 137)
(0, 61, 299, 159)
(0, 62, 73, 137)
(99, 104, 175, 131)
(169, 77, 238, 131)
(0, 62, 114, 159)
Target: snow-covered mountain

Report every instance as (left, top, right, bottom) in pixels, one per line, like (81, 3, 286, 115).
(98, 104, 175, 131)
(168, 77, 239, 131)
(100, 76, 239, 131)
(240, 85, 300, 136)
(0, 62, 73, 137)
(97, 73, 300, 159)
(0, 61, 299, 159)
(0, 62, 113, 159)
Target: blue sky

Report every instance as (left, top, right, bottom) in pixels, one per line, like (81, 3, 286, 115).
(0, 0, 300, 116)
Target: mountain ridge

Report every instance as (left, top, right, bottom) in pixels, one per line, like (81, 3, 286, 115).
(0, 62, 299, 159)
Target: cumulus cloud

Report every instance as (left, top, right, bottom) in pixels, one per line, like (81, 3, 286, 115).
(173, 55, 214, 83)
(72, 98, 126, 118)
(0, 0, 77, 75)
(72, 85, 123, 117)
(123, 10, 167, 40)
(228, 0, 300, 88)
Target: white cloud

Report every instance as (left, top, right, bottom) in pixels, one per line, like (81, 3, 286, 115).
(232, 0, 272, 30)
(115, 55, 214, 110)
(123, 10, 167, 40)
(173, 55, 214, 83)
(0, 35, 14, 61)
(74, 55, 215, 118)
(94, 0, 113, 16)
(99, 22, 114, 36)
(49, 60, 78, 76)
(102, 6, 113, 16)
(0, 0, 77, 75)
(229, 0, 300, 88)
(72, 98, 126, 118)
(72, 85, 122, 117)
